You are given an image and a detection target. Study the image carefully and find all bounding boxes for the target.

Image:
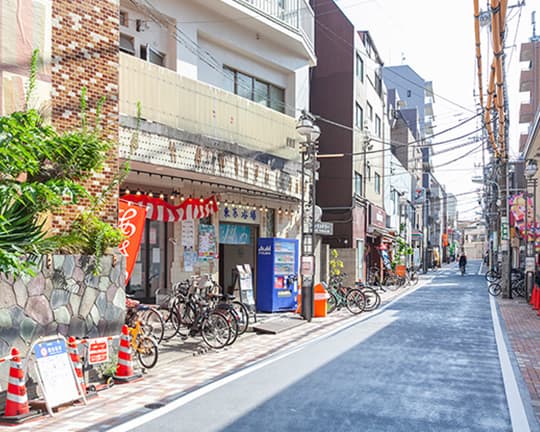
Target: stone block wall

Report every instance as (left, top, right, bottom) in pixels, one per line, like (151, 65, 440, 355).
(0, 255, 126, 363)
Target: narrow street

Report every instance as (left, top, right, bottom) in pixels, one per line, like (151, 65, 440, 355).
(113, 262, 535, 432)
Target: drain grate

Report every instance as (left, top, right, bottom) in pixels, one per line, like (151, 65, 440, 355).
(144, 403, 165, 410)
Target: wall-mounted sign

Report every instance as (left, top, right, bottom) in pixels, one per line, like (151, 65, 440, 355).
(370, 204, 386, 229)
(314, 221, 333, 236)
(219, 224, 251, 245)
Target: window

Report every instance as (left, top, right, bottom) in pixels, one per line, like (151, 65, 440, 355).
(222, 66, 285, 113)
(355, 103, 363, 129)
(120, 33, 135, 55)
(356, 53, 364, 82)
(140, 44, 165, 66)
(374, 71, 382, 97)
(148, 47, 165, 66)
(407, 90, 412, 97)
(355, 171, 363, 196)
(119, 11, 129, 27)
(375, 173, 381, 194)
(367, 102, 373, 122)
(375, 114, 381, 138)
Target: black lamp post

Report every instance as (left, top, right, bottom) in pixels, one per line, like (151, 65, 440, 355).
(296, 111, 320, 322)
(525, 159, 538, 299)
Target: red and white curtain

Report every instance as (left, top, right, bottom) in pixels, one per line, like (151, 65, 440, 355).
(123, 194, 219, 222)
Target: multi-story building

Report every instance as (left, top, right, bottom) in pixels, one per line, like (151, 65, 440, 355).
(116, 0, 316, 301)
(383, 64, 441, 270)
(310, 0, 389, 283)
(519, 26, 540, 153)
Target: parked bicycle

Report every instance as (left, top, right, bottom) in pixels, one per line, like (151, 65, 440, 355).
(326, 274, 366, 314)
(125, 298, 159, 369)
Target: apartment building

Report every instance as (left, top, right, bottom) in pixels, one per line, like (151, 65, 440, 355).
(117, 0, 316, 300)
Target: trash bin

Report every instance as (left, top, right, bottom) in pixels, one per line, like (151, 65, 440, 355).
(313, 282, 328, 318)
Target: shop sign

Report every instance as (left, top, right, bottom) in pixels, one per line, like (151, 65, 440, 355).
(370, 204, 386, 229)
(87, 338, 109, 365)
(219, 224, 251, 245)
(314, 221, 333, 236)
(220, 205, 260, 224)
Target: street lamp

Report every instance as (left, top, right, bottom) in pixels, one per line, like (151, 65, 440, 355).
(296, 110, 320, 322)
(525, 159, 538, 299)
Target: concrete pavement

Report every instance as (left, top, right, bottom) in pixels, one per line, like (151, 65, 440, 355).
(6, 262, 540, 431)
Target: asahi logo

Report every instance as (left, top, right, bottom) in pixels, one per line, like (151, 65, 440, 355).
(258, 245, 272, 255)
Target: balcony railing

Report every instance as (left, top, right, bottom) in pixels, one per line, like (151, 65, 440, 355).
(119, 53, 300, 162)
(234, 0, 314, 51)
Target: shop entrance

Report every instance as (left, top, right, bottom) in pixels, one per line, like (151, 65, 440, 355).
(218, 223, 258, 298)
(127, 219, 170, 302)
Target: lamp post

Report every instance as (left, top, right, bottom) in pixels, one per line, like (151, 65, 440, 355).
(525, 159, 538, 299)
(296, 110, 320, 322)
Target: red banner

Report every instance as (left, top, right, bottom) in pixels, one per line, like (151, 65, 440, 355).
(123, 194, 219, 222)
(118, 200, 147, 284)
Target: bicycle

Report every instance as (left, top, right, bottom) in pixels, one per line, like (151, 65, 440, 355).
(125, 299, 159, 369)
(326, 276, 366, 315)
(488, 280, 502, 297)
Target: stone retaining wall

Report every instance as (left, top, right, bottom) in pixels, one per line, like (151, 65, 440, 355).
(0, 254, 126, 361)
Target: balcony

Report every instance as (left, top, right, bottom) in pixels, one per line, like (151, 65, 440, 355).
(424, 102, 433, 117)
(119, 53, 300, 161)
(217, 0, 315, 63)
(520, 102, 535, 124)
(520, 69, 533, 93)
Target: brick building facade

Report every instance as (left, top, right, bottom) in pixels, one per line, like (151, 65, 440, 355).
(50, 0, 120, 229)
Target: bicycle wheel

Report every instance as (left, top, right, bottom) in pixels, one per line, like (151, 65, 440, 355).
(488, 282, 502, 297)
(326, 292, 338, 314)
(214, 306, 239, 346)
(201, 312, 231, 349)
(136, 335, 159, 369)
(140, 308, 164, 344)
(161, 308, 180, 341)
(345, 289, 366, 314)
(485, 270, 500, 282)
(177, 301, 197, 338)
(361, 288, 380, 312)
(385, 275, 400, 291)
(409, 271, 419, 286)
(231, 301, 250, 335)
(512, 279, 525, 298)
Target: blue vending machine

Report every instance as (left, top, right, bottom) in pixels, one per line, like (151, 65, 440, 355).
(256, 238, 299, 312)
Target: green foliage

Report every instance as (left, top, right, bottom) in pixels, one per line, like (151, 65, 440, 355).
(0, 49, 125, 277)
(392, 236, 413, 266)
(329, 249, 344, 278)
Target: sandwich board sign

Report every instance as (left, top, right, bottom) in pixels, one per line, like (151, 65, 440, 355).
(31, 336, 86, 415)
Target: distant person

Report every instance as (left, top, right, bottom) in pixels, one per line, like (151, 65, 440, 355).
(459, 254, 467, 275)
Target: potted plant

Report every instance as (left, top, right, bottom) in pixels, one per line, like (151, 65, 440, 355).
(393, 236, 413, 277)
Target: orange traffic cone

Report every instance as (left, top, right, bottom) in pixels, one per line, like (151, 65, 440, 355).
(0, 348, 41, 424)
(67, 337, 86, 395)
(113, 325, 142, 383)
(534, 287, 539, 310)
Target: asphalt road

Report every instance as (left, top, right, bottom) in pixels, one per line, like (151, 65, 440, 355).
(120, 261, 526, 431)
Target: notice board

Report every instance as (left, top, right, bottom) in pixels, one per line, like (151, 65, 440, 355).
(236, 264, 255, 311)
(34, 338, 83, 411)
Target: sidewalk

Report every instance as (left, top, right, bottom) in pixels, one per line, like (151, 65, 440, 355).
(8, 283, 420, 432)
(497, 295, 540, 422)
